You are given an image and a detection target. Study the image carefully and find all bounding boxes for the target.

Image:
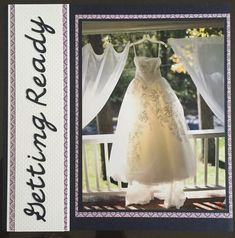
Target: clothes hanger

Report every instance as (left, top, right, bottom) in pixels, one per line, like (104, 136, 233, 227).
(130, 34, 167, 57)
(130, 34, 168, 48)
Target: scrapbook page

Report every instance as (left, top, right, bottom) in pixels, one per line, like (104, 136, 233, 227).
(0, 2, 233, 232)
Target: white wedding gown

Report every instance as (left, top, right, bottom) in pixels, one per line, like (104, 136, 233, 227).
(108, 56, 196, 208)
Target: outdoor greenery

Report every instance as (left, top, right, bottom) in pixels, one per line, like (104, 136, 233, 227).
(82, 137, 225, 192)
(82, 26, 225, 189)
(100, 30, 198, 117)
(82, 27, 224, 129)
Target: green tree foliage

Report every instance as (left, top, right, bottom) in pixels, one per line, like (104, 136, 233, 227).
(82, 27, 224, 130)
(99, 30, 198, 117)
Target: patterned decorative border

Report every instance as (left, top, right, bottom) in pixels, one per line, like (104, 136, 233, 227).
(78, 13, 228, 20)
(226, 14, 233, 216)
(75, 14, 80, 217)
(63, 4, 69, 231)
(9, 4, 16, 231)
(8, 5, 70, 231)
(75, 13, 232, 219)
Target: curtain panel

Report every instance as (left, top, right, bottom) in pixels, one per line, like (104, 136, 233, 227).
(82, 42, 130, 128)
(168, 36, 224, 125)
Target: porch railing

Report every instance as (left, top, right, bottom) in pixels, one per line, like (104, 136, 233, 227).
(82, 129, 225, 194)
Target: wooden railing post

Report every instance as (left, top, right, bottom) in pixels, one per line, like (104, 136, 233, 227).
(82, 129, 225, 194)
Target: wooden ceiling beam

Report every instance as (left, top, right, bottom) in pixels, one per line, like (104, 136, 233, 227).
(82, 20, 224, 35)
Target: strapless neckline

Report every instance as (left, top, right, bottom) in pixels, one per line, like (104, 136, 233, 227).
(134, 56, 161, 61)
(134, 56, 162, 81)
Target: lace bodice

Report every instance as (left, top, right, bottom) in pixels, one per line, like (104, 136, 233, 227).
(134, 56, 162, 81)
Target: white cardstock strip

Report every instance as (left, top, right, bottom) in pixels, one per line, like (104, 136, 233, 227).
(7, 4, 70, 231)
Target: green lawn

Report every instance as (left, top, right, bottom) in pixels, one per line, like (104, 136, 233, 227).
(82, 138, 226, 192)
(82, 144, 118, 191)
(185, 137, 225, 187)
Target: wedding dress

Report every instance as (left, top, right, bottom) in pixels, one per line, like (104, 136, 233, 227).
(108, 54, 196, 208)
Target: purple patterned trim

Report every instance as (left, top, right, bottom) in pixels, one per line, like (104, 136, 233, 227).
(226, 14, 233, 215)
(75, 13, 232, 219)
(63, 4, 69, 231)
(76, 13, 227, 20)
(9, 4, 16, 231)
(75, 211, 232, 219)
(75, 14, 80, 218)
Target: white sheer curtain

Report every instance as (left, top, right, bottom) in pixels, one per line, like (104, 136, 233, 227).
(82, 42, 130, 128)
(168, 36, 224, 125)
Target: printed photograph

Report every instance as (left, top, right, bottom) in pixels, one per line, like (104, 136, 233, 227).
(79, 18, 228, 213)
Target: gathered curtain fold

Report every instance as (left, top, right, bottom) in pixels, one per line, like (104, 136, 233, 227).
(168, 36, 224, 125)
(82, 42, 130, 128)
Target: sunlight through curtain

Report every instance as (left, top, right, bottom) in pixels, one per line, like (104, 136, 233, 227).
(82, 42, 130, 128)
(168, 36, 224, 125)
